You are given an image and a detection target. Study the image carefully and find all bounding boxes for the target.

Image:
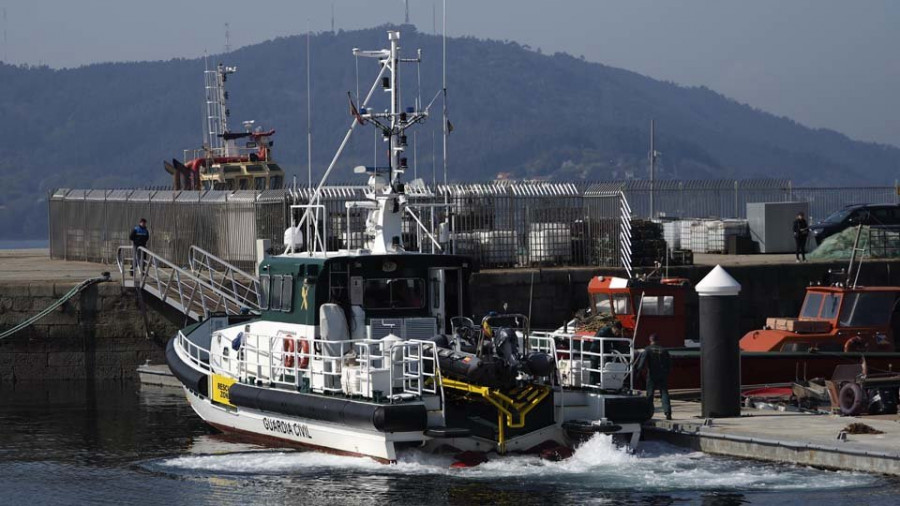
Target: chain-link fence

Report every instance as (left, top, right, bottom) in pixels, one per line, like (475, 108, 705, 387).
(49, 180, 899, 270)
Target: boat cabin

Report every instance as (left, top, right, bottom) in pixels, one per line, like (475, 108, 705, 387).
(740, 285, 900, 352)
(258, 253, 473, 338)
(585, 276, 689, 348)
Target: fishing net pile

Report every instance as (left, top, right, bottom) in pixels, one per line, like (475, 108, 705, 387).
(571, 308, 618, 333)
(808, 226, 900, 260)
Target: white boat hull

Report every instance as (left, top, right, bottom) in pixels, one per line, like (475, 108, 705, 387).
(183, 387, 424, 462)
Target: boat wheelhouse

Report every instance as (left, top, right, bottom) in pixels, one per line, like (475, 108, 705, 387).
(164, 63, 284, 191)
(740, 285, 900, 353)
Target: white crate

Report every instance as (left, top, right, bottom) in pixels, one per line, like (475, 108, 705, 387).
(476, 230, 517, 265)
(558, 359, 591, 387)
(663, 221, 681, 250)
(706, 219, 749, 253)
(690, 222, 709, 253)
(528, 223, 572, 263)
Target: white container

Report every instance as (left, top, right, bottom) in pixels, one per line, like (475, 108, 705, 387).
(663, 221, 681, 249)
(690, 222, 709, 253)
(679, 220, 695, 250)
(706, 219, 749, 253)
(528, 223, 572, 263)
(476, 230, 517, 265)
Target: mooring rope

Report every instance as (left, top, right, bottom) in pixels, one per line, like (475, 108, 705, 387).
(0, 272, 111, 340)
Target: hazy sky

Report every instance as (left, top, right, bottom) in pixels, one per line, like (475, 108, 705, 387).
(2, 0, 898, 147)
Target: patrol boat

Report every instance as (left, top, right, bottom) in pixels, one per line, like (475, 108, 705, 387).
(166, 31, 650, 463)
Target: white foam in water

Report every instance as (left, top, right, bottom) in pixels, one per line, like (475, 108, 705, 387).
(150, 435, 878, 492)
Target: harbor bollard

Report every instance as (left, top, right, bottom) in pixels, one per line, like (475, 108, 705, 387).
(695, 265, 742, 418)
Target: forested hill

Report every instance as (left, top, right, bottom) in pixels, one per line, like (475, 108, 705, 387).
(1, 25, 898, 239)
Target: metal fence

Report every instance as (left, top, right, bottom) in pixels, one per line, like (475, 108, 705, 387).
(614, 179, 899, 222)
(49, 180, 900, 271)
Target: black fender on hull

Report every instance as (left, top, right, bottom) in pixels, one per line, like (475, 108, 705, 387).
(166, 337, 208, 396)
(228, 383, 427, 433)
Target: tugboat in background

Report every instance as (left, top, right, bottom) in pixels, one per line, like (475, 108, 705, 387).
(164, 63, 285, 191)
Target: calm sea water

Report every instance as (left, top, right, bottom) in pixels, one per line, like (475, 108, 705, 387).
(0, 381, 897, 506)
(0, 239, 48, 249)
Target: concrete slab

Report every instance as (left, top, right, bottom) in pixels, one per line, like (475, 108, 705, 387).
(645, 399, 900, 475)
(0, 249, 122, 283)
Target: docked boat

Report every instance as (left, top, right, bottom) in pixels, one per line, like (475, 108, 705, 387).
(165, 31, 651, 463)
(164, 63, 285, 191)
(569, 266, 900, 390)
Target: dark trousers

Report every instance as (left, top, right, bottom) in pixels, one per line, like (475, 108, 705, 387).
(646, 376, 671, 416)
(794, 235, 807, 260)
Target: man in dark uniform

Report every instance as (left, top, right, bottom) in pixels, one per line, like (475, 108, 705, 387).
(129, 218, 149, 276)
(792, 212, 809, 262)
(635, 333, 672, 420)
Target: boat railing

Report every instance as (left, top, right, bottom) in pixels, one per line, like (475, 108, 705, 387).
(230, 332, 438, 402)
(530, 331, 634, 391)
(175, 330, 212, 373)
(397, 340, 440, 397)
(188, 245, 261, 311)
(183, 146, 272, 164)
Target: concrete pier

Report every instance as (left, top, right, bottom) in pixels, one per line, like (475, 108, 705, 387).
(0, 249, 178, 382)
(645, 400, 900, 475)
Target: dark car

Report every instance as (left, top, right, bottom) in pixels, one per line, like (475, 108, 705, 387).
(809, 204, 900, 245)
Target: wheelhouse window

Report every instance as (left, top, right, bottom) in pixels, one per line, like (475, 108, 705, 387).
(800, 292, 824, 318)
(612, 294, 632, 315)
(839, 292, 895, 327)
(820, 293, 842, 319)
(270, 275, 283, 310)
(363, 278, 425, 309)
(254, 177, 266, 190)
(592, 294, 612, 314)
(281, 276, 293, 311)
(259, 274, 270, 309)
(640, 295, 675, 316)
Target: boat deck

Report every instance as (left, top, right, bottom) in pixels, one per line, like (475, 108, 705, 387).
(645, 399, 900, 475)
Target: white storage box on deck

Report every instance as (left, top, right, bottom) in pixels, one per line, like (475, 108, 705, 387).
(558, 359, 591, 387)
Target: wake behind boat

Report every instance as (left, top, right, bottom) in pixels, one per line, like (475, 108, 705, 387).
(166, 31, 651, 464)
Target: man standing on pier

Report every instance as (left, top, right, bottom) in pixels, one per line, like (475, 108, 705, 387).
(129, 218, 149, 276)
(636, 333, 672, 420)
(793, 212, 809, 262)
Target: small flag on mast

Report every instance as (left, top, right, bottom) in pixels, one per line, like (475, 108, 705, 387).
(446, 119, 454, 133)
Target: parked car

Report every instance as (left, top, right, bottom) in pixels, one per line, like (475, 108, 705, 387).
(809, 204, 900, 245)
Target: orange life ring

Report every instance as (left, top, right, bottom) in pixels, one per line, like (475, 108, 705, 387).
(283, 337, 296, 368)
(298, 338, 310, 369)
(844, 336, 868, 353)
(283, 336, 310, 369)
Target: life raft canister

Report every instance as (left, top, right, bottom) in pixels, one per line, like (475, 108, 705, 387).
(283, 335, 310, 369)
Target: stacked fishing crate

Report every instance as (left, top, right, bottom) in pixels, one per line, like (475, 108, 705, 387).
(630, 220, 667, 267)
(666, 219, 750, 255)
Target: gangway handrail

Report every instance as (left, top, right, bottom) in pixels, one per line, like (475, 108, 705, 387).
(139, 246, 247, 319)
(188, 245, 261, 311)
(117, 245, 250, 320)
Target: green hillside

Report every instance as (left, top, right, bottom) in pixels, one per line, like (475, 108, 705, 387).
(1, 25, 898, 239)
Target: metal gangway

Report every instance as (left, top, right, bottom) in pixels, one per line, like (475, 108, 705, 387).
(117, 245, 260, 321)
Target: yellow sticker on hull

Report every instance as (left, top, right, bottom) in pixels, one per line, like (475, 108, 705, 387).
(210, 373, 236, 406)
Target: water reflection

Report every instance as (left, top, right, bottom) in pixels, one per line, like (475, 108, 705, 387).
(0, 381, 895, 505)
